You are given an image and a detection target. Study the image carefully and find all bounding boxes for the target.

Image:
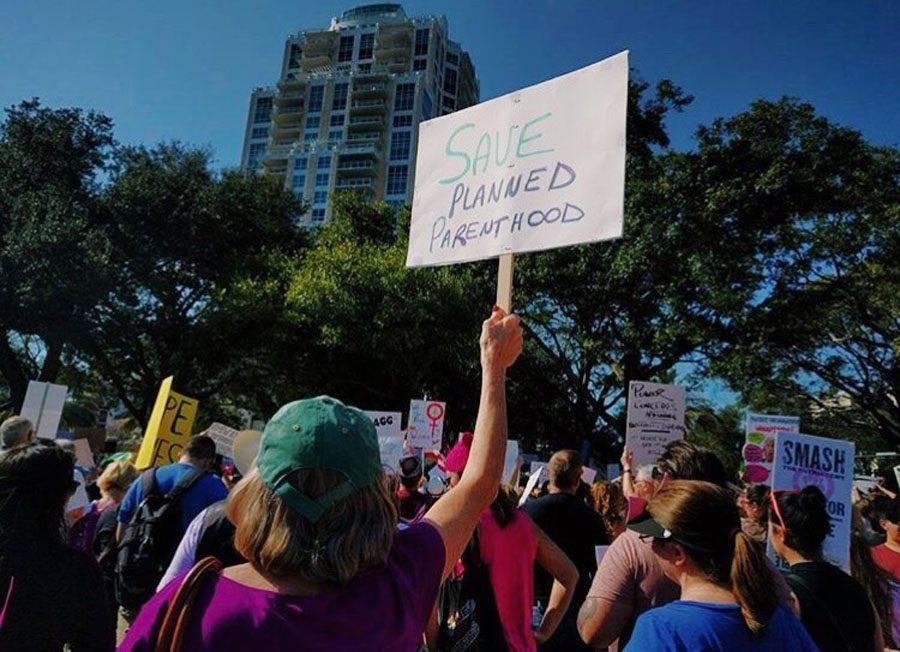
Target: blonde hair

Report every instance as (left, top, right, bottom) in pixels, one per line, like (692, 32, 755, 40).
(648, 480, 778, 635)
(227, 467, 398, 585)
(97, 460, 138, 496)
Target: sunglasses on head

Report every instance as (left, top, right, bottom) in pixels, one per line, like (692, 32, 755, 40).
(769, 489, 797, 533)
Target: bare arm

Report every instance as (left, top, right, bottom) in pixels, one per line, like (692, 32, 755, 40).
(532, 522, 578, 644)
(620, 448, 635, 498)
(425, 308, 523, 579)
(577, 596, 634, 648)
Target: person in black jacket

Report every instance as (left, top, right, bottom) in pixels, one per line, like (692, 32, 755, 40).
(770, 485, 885, 652)
(0, 442, 115, 651)
(523, 449, 608, 652)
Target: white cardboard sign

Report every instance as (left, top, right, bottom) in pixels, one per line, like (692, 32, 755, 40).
(20, 380, 67, 439)
(407, 51, 628, 267)
(625, 381, 686, 468)
(206, 422, 240, 457)
(365, 411, 405, 472)
(407, 400, 446, 450)
(519, 465, 545, 506)
(503, 440, 521, 485)
(769, 432, 854, 572)
(581, 466, 598, 485)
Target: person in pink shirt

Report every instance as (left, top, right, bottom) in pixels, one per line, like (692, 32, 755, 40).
(443, 436, 578, 651)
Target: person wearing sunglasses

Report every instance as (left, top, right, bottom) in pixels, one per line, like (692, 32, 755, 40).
(622, 480, 817, 652)
(770, 485, 886, 652)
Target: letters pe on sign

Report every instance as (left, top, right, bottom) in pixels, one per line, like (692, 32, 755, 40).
(135, 377, 199, 469)
(407, 51, 628, 267)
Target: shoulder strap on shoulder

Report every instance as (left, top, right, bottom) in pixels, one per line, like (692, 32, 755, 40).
(140, 468, 158, 497)
(164, 468, 207, 505)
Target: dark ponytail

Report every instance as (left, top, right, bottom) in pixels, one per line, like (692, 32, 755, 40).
(776, 485, 831, 559)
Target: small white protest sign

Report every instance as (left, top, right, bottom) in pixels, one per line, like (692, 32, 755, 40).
(206, 422, 240, 457)
(66, 471, 90, 514)
(365, 411, 405, 472)
(606, 464, 621, 481)
(595, 545, 611, 567)
(20, 381, 68, 439)
(625, 381, 686, 468)
(742, 413, 800, 486)
(519, 465, 545, 507)
(407, 400, 446, 450)
(407, 51, 628, 267)
(503, 440, 521, 485)
(581, 466, 598, 485)
(768, 432, 854, 572)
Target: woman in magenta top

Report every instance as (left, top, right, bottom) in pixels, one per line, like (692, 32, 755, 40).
(119, 307, 524, 652)
(445, 440, 579, 650)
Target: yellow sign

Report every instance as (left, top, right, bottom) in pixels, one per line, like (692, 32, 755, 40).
(135, 376, 199, 469)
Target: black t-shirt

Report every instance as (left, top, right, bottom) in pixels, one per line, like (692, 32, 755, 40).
(787, 561, 877, 652)
(522, 492, 609, 601)
(0, 538, 115, 651)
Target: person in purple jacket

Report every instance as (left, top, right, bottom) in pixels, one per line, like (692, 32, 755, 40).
(119, 306, 523, 652)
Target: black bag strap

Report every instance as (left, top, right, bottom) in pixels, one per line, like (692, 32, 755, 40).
(163, 468, 207, 507)
(787, 571, 855, 651)
(140, 468, 158, 498)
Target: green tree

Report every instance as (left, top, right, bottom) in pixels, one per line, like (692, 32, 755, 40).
(79, 143, 308, 422)
(0, 99, 113, 409)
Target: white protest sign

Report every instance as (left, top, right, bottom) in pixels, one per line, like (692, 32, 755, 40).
(407, 400, 446, 450)
(519, 465, 544, 506)
(66, 470, 90, 514)
(595, 545, 610, 567)
(73, 439, 95, 470)
(742, 413, 800, 486)
(581, 466, 598, 485)
(20, 381, 68, 439)
(365, 411, 405, 472)
(503, 440, 521, 485)
(206, 422, 240, 457)
(407, 51, 628, 267)
(769, 432, 854, 572)
(625, 381, 686, 468)
(530, 461, 548, 477)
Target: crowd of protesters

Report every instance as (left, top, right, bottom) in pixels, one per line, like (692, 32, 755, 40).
(0, 307, 898, 651)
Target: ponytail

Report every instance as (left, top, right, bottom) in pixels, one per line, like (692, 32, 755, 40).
(730, 530, 778, 635)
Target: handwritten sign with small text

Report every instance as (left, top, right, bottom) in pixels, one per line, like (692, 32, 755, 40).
(625, 381, 686, 468)
(407, 400, 446, 450)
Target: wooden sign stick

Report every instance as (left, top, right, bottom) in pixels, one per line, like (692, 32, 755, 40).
(496, 253, 515, 313)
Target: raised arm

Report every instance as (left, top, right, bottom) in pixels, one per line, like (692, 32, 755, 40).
(425, 307, 523, 578)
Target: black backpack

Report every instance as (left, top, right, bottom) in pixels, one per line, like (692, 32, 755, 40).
(116, 467, 206, 612)
(438, 528, 508, 651)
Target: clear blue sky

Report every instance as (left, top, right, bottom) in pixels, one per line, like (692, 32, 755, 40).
(2, 0, 897, 169)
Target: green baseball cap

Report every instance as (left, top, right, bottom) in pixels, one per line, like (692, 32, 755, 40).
(257, 396, 382, 522)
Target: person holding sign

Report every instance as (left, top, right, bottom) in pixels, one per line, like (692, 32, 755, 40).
(623, 481, 818, 652)
(770, 487, 885, 652)
(119, 307, 523, 652)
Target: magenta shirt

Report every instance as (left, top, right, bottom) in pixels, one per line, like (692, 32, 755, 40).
(479, 508, 538, 652)
(119, 521, 445, 652)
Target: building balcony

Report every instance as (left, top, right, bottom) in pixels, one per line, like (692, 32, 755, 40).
(302, 31, 337, 55)
(348, 115, 384, 130)
(375, 43, 410, 60)
(346, 131, 382, 144)
(301, 53, 333, 70)
(337, 160, 376, 176)
(377, 23, 412, 47)
(277, 74, 306, 91)
(276, 91, 305, 101)
(350, 98, 386, 113)
(335, 177, 374, 189)
(340, 143, 379, 157)
(352, 82, 388, 97)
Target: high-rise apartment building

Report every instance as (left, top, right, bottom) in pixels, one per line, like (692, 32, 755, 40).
(239, 4, 479, 224)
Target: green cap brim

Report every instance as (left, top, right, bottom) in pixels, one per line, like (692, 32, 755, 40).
(626, 514, 668, 539)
